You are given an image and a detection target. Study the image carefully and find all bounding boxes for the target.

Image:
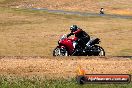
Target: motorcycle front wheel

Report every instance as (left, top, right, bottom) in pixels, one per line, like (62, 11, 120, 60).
(53, 47, 68, 56)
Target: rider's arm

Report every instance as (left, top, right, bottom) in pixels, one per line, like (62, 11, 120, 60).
(67, 29, 82, 38)
(67, 32, 74, 38)
(73, 29, 82, 34)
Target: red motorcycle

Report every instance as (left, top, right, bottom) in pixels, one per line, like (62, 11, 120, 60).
(53, 34, 105, 56)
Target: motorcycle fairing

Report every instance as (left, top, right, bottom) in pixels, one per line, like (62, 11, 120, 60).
(58, 37, 78, 55)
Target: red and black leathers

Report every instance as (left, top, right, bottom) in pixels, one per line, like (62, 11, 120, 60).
(67, 28, 90, 48)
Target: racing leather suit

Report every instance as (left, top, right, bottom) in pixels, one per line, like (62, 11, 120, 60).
(67, 28, 90, 49)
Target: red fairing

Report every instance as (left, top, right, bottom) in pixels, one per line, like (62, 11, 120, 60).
(59, 37, 78, 55)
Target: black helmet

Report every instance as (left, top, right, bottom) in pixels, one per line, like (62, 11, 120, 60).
(70, 25, 78, 32)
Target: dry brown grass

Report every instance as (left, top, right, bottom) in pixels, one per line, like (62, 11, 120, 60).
(0, 8, 132, 56)
(1, 0, 132, 15)
(0, 7, 131, 79)
(0, 56, 132, 78)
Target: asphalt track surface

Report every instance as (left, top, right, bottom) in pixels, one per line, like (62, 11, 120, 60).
(31, 8, 132, 19)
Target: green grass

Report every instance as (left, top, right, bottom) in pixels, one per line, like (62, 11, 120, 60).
(0, 76, 131, 88)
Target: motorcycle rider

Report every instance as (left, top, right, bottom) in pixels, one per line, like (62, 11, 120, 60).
(100, 8, 104, 14)
(67, 25, 91, 55)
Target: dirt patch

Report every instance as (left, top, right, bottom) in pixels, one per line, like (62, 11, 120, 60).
(0, 56, 131, 78)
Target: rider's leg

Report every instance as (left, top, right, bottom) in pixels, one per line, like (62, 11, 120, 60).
(84, 38, 100, 51)
(72, 38, 84, 55)
(83, 39, 92, 52)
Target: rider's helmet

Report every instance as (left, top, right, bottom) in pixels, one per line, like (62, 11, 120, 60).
(70, 25, 78, 32)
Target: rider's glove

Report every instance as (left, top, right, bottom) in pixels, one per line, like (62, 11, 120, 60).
(70, 32, 74, 35)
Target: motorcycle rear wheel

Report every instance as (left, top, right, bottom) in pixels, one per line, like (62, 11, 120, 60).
(89, 45, 105, 56)
(97, 46, 105, 56)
